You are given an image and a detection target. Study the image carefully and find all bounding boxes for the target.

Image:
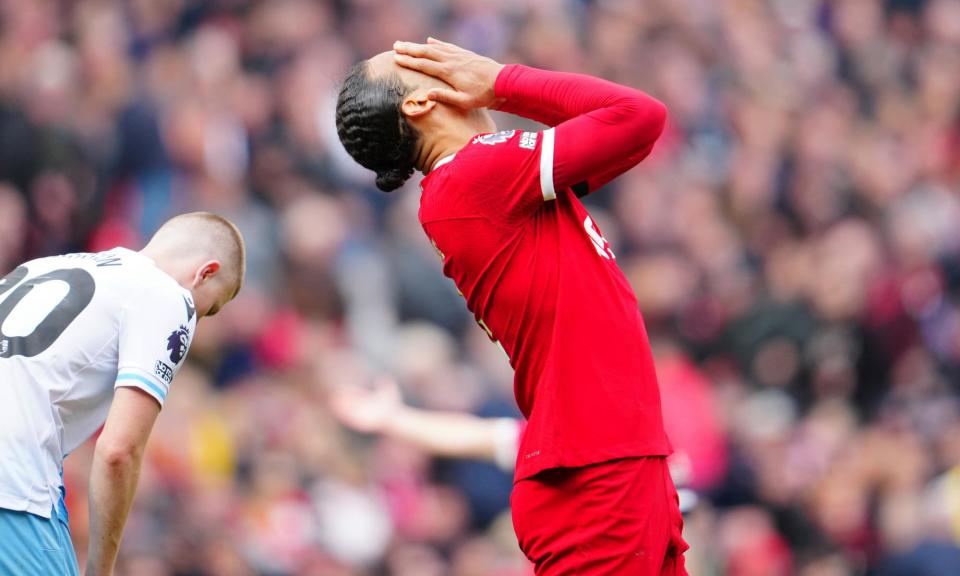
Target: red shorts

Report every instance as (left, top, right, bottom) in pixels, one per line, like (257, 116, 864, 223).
(511, 457, 688, 575)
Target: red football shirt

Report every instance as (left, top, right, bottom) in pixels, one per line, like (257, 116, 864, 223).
(419, 65, 671, 480)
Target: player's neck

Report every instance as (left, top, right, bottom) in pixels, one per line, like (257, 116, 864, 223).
(139, 245, 192, 291)
(417, 113, 496, 174)
(416, 131, 468, 174)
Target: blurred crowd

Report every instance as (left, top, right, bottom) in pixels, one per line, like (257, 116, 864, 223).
(2, 0, 960, 574)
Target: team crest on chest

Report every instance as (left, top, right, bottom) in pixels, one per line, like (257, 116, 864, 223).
(473, 130, 516, 146)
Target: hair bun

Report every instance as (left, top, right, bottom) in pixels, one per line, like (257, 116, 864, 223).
(375, 166, 414, 192)
(336, 62, 419, 193)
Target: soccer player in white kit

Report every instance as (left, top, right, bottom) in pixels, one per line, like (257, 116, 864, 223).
(0, 212, 245, 576)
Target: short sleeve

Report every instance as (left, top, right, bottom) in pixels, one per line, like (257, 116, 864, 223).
(115, 282, 197, 406)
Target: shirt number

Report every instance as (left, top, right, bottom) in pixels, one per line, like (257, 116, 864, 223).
(584, 216, 615, 260)
(0, 266, 96, 358)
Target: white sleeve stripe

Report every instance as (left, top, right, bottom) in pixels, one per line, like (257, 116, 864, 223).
(116, 372, 167, 402)
(539, 128, 556, 202)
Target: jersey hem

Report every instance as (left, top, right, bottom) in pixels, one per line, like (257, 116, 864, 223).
(0, 492, 53, 520)
(513, 441, 673, 483)
(115, 367, 167, 406)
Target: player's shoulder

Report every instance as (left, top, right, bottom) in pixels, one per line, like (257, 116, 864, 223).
(425, 129, 541, 188)
(419, 129, 545, 224)
(31, 247, 135, 272)
(463, 129, 541, 161)
(471, 129, 521, 148)
(91, 249, 190, 310)
(12, 248, 134, 285)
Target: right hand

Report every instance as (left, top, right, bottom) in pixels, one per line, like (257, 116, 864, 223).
(393, 38, 505, 110)
(328, 377, 404, 434)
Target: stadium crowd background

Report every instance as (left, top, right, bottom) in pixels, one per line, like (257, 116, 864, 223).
(1, 0, 959, 574)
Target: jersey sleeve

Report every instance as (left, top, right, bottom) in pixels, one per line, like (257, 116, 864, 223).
(446, 130, 556, 223)
(115, 282, 197, 407)
(493, 65, 667, 198)
(549, 103, 663, 197)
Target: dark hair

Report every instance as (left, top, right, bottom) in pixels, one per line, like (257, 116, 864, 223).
(335, 61, 420, 192)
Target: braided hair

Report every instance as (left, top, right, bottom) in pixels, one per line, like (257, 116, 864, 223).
(335, 62, 420, 192)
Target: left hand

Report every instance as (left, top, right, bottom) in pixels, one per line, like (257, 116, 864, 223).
(393, 38, 504, 110)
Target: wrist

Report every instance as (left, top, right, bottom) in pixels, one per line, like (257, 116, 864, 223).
(491, 63, 519, 110)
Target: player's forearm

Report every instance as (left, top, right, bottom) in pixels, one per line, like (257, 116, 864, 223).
(386, 407, 504, 461)
(493, 64, 665, 134)
(86, 443, 144, 576)
(495, 65, 666, 192)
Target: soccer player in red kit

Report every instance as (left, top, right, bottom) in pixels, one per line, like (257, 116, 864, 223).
(335, 39, 688, 575)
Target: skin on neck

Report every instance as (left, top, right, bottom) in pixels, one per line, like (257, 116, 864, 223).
(139, 241, 231, 317)
(365, 51, 497, 174)
(140, 243, 199, 290)
(414, 108, 494, 173)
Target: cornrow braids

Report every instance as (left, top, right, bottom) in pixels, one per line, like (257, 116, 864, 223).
(335, 62, 420, 192)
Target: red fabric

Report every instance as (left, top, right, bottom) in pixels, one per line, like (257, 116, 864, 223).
(419, 65, 670, 481)
(493, 64, 667, 195)
(511, 457, 688, 575)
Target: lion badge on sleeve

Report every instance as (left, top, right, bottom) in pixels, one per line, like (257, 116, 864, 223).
(166, 325, 191, 364)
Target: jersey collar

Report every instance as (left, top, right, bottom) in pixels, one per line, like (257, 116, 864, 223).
(432, 153, 457, 170)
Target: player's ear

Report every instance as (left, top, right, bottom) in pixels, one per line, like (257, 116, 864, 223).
(193, 260, 221, 287)
(401, 90, 436, 119)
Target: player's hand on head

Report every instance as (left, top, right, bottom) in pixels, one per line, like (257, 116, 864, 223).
(393, 38, 504, 110)
(328, 377, 403, 434)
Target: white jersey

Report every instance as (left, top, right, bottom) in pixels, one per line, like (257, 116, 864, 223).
(0, 248, 196, 518)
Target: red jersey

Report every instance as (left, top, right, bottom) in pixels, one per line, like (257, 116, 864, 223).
(419, 65, 671, 481)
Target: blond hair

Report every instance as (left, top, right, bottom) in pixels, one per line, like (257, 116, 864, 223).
(148, 212, 246, 297)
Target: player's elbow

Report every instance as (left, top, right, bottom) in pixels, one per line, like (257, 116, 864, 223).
(625, 96, 667, 147)
(649, 99, 668, 138)
(94, 439, 142, 472)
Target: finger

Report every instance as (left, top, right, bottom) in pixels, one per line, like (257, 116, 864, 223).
(427, 88, 473, 108)
(426, 37, 462, 53)
(393, 41, 444, 61)
(426, 37, 452, 47)
(427, 37, 469, 58)
(394, 53, 445, 77)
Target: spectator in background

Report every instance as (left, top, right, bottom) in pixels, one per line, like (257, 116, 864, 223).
(328, 376, 702, 515)
(0, 183, 27, 272)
